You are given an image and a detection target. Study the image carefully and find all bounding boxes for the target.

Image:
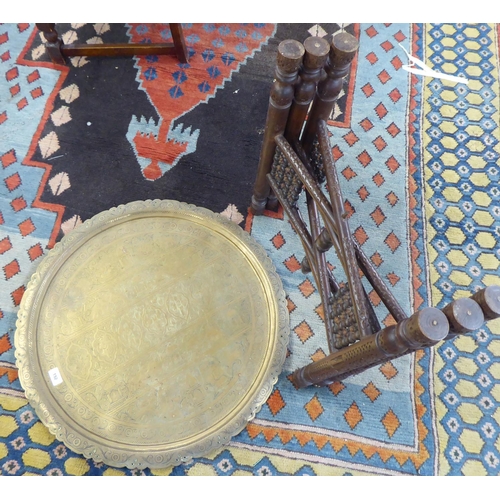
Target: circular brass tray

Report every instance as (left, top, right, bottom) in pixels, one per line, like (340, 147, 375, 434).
(15, 200, 289, 469)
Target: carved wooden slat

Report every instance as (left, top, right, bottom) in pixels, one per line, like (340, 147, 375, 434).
(318, 120, 374, 339)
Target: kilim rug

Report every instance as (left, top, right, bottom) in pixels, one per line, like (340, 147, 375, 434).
(1, 22, 499, 476)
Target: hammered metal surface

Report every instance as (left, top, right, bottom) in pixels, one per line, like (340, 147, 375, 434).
(15, 200, 289, 469)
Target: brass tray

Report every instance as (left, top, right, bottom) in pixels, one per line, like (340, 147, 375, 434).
(15, 200, 289, 469)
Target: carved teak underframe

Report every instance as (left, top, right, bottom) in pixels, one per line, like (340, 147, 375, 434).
(249, 33, 500, 388)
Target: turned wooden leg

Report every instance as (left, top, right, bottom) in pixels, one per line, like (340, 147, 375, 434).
(292, 307, 450, 388)
(250, 40, 304, 215)
(301, 31, 359, 153)
(36, 23, 66, 65)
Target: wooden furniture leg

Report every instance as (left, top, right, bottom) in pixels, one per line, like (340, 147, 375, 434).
(36, 23, 189, 64)
(293, 306, 450, 387)
(249, 40, 304, 215)
(170, 23, 189, 64)
(35, 23, 65, 64)
(301, 31, 359, 154)
(292, 286, 500, 387)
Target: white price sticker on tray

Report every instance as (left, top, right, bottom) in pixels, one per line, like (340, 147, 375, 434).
(48, 367, 63, 386)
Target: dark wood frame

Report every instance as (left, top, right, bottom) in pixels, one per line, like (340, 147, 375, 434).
(250, 33, 500, 388)
(36, 23, 189, 65)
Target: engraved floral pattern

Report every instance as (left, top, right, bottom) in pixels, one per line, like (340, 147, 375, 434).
(15, 200, 289, 468)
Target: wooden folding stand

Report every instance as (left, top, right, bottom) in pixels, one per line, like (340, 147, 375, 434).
(250, 32, 500, 388)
